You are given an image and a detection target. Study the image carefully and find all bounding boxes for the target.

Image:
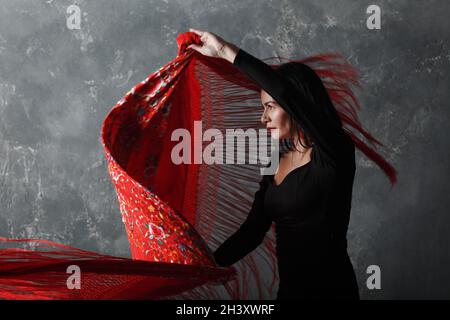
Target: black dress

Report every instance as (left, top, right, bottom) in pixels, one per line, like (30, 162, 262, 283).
(213, 48, 360, 300)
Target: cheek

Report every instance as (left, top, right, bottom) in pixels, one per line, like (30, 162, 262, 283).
(273, 110, 292, 138)
(275, 111, 291, 129)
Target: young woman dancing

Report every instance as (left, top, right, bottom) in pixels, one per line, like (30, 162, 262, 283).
(188, 27, 382, 300)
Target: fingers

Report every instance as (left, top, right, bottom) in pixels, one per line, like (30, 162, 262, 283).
(189, 28, 204, 36)
(187, 44, 201, 52)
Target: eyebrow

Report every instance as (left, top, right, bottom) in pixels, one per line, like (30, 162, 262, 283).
(263, 100, 276, 106)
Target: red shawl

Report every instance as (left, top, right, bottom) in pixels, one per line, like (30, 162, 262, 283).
(0, 31, 397, 300)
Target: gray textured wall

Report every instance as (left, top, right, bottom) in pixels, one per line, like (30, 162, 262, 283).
(1, 0, 449, 299)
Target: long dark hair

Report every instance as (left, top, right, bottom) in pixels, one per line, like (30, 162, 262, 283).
(275, 61, 340, 154)
(264, 53, 397, 186)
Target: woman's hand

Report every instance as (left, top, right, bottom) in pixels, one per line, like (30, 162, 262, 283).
(187, 28, 240, 63)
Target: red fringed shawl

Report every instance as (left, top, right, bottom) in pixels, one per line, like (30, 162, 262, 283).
(0, 31, 397, 300)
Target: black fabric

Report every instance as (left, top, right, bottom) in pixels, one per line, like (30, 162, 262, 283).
(213, 48, 359, 300)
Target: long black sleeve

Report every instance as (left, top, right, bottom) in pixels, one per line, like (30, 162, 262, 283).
(232, 48, 350, 167)
(213, 175, 272, 267)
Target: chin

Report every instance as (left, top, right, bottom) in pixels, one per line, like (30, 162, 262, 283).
(278, 133, 290, 140)
(268, 128, 289, 140)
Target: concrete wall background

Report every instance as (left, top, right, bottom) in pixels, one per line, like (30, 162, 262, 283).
(0, 0, 449, 299)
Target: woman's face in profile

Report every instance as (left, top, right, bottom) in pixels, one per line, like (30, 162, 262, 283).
(260, 89, 292, 139)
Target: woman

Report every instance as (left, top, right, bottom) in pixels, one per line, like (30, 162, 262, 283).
(188, 28, 361, 300)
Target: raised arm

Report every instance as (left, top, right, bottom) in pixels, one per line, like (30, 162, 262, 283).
(187, 28, 350, 165)
(213, 175, 272, 267)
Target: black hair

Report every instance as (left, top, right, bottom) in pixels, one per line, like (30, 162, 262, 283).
(274, 61, 343, 155)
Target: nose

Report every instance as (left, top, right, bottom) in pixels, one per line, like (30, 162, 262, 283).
(260, 109, 269, 124)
